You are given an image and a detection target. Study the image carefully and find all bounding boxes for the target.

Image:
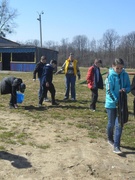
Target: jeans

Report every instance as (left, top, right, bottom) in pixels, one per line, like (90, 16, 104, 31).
(106, 108, 123, 148)
(65, 74, 76, 99)
(38, 78, 42, 99)
(38, 78, 47, 99)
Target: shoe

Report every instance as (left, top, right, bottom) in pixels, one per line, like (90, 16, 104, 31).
(52, 102, 59, 105)
(108, 140, 114, 146)
(44, 98, 49, 102)
(113, 147, 122, 154)
(9, 105, 14, 109)
(90, 109, 95, 112)
(63, 97, 68, 100)
(38, 104, 42, 107)
(71, 98, 76, 101)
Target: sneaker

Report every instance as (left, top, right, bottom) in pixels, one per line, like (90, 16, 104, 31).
(90, 109, 95, 112)
(9, 105, 14, 109)
(113, 147, 122, 154)
(108, 140, 114, 146)
(63, 97, 68, 101)
(71, 98, 76, 101)
(38, 104, 42, 107)
(52, 102, 59, 105)
(44, 98, 50, 102)
(90, 107, 96, 112)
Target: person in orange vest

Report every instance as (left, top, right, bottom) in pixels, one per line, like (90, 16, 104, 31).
(56, 53, 81, 101)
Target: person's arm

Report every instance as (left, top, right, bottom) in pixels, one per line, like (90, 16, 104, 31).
(76, 63, 81, 80)
(33, 63, 40, 80)
(86, 66, 93, 83)
(106, 75, 118, 103)
(55, 62, 66, 74)
(11, 85, 17, 105)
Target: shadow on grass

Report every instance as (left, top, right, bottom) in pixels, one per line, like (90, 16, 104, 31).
(48, 104, 89, 109)
(0, 151, 32, 169)
(21, 105, 47, 111)
(56, 99, 90, 104)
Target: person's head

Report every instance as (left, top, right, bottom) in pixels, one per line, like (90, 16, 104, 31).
(50, 59, 57, 68)
(69, 53, 74, 61)
(40, 56, 46, 64)
(94, 59, 102, 67)
(112, 58, 124, 74)
(19, 83, 26, 93)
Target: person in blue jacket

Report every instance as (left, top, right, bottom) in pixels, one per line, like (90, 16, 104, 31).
(39, 60, 58, 107)
(105, 58, 130, 154)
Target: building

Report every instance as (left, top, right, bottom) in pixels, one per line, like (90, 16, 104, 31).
(0, 37, 58, 71)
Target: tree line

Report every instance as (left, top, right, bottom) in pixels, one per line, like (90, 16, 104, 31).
(23, 29, 135, 68)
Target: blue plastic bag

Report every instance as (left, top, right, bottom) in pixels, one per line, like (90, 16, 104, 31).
(17, 92, 25, 103)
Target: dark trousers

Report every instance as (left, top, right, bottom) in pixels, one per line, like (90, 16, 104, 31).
(39, 83, 56, 105)
(90, 88, 98, 110)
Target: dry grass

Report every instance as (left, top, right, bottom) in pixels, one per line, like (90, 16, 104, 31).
(0, 67, 135, 149)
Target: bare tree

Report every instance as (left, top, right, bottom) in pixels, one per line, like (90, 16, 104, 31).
(102, 29, 120, 63)
(0, 0, 18, 37)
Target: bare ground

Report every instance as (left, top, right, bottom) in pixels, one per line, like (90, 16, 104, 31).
(0, 109, 135, 180)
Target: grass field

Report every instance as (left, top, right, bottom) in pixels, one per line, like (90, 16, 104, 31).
(0, 67, 135, 149)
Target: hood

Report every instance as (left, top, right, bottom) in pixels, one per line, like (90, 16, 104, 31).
(108, 67, 125, 76)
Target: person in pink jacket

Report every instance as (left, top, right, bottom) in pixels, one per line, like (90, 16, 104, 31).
(86, 59, 103, 111)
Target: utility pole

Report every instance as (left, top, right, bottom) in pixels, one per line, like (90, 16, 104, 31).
(37, 11, 44, 47)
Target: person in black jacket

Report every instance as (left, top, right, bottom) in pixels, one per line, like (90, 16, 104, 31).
(0, 76, 26, 109)
(33, 55, 48, 101)
(39, 60, 58, 107)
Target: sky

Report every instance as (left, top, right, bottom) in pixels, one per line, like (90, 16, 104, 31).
(5, 0, 135, 44)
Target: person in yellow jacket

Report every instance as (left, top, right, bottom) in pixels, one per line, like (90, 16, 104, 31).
(56, 53, 81, 101)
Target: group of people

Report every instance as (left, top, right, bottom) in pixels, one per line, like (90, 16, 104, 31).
(0, 53, 134, 155)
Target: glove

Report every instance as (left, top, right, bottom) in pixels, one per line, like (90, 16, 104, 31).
(78, 75, 81, 80)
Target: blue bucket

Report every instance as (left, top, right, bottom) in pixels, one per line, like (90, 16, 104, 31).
(17, 92, 25, 103)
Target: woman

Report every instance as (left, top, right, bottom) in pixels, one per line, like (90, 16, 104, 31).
(105, 58, 130, 154)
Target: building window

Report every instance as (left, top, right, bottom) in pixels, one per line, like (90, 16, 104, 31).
(12, 52, 35, 62)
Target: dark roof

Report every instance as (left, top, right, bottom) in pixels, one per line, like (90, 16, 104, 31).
(0, 36, 20, 47)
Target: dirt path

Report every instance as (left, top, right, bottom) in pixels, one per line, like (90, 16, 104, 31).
(0, 110, 135, 180)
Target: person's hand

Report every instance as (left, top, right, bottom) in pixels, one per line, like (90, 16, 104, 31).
(33, 79, 36, 82)
(46, 82, 49, 87)
(119, 88, 125, 92)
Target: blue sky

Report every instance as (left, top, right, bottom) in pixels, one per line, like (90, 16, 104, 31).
(6, 0, 135, 44)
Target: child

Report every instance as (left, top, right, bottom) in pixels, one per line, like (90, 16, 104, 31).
(39, 60, 58, 107)
(86, 59, 103, 111)
(105, 58, 130, 154)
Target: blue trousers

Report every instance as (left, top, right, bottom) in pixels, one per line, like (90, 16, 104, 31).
(38, 78, 47, 99)
(106, 108, 123, 148)
(65, 74, 76, 99)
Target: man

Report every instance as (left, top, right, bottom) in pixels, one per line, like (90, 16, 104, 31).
(86, 59, 103, 111)
(0, 76, 26, 109)
(39, 60, 58, 107)
(56, 53, 81, 101)
(33, 55, 49, 101)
